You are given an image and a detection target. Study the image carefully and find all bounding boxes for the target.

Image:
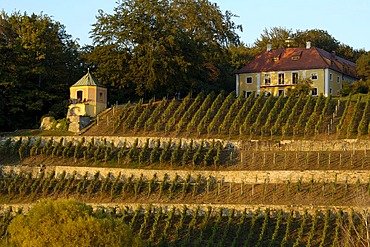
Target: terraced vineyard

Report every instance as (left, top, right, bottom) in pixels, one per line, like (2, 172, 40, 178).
(1, 203, 367, 246)
(1, 92, 370, 245)
(86, 92, 370, 139)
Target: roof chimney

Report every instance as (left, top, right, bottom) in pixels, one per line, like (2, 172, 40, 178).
(267, 44, 272, 52)
(306, 41, 311, 49)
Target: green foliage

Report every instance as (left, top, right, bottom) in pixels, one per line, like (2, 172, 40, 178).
(89, 0, 241, 96)
(7, 199, 143, 247)
(288, 78, 313, 96)
(356, 52, 370, 81)
(0, 12, 82, 131)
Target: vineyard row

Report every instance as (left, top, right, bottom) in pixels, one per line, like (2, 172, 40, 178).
(1, 169, 370, 207)
(104, 91, 370, 139)
(1, 203, 369, 246)
(0, 137, 237, 168)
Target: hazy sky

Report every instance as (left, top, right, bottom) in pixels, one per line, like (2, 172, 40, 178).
(2, 0, 370, 50)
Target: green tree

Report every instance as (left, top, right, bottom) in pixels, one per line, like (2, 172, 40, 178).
(287, 78, 313, 96)
(254, 27, 294, 52)
(357, 52, 370, 81)
(7, 199, 143, 247)
(294, 29, 340, 52)
(228, 42, 259, 70)
(88, 0, 241, 97)
(0, 11, 83, 131)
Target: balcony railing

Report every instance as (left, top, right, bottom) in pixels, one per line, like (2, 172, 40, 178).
(69, 98, 90, 104)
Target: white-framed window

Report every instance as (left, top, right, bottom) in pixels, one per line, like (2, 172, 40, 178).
(311, 73, 318, 80)
(330, 73, 333, 81)
(337, 76, 340, 83)
(246, 77, 253, 84)
(311, 87, 318, 96)
(292, 72, 299, 84)
(264, 73, 271, 85)
(244, 90, 253, 98)
(278, 89, 285, 96)
(278, 73, 285, 85)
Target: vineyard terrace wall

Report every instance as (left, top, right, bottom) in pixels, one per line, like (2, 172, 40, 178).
(0, 136, 238, 150)
(1, 202, 368, 218)
(2, 165, 370, 184)
(2, 136, 370, 152)
(241, 139, 370, 151)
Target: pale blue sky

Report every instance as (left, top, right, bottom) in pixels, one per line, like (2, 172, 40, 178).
(2, 0, 370, 50)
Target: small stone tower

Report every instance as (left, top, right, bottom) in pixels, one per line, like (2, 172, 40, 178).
(67, 69, 107, 132)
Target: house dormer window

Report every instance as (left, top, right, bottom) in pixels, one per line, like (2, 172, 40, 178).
(272, 56, 280, 62)
(291, 51, 302, 61)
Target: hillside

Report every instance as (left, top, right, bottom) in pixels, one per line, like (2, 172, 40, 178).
(83, 92, 370, 140)
(1, 92, 370, 245)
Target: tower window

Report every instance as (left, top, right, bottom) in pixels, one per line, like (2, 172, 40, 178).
(77, 90, 83, 102)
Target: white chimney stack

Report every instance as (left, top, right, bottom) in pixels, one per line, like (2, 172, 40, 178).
(306, 41, 311, 49)
(267, 44, 272, 52)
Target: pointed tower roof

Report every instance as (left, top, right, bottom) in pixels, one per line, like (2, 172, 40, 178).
(71, 69, 106, 87)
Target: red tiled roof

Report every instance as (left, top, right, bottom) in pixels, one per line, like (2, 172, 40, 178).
(236, 47, 357, 78)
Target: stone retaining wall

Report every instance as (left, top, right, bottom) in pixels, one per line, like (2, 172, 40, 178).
(0, 136, 238, 150)
(1, 202, 369, 218)
(241, 139, 370, 151)
(2, 165, 370, 184)
(3, 136, 370, 152)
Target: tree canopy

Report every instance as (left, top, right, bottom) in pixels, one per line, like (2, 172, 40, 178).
(0, 4, 369, 131)
(87, 0, 242, 97)
(7, 199, 143, 247)
(254, 27, 365, 62)
(0, 11, 83, 131)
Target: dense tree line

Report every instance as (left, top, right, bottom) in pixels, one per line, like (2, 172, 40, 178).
(0, 11, 84, 131)
(1, 1, 369, 131)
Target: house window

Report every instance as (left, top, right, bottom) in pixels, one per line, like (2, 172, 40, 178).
(246, 77, 253, 84)
(337, 76, 340, 83)
(244, 91, 252, 98)
(330, 88, 333, 94)
(278, 89, 285, 96)
(330, 73, 333, 81)
(311, 88, 318, 96)
(99, 92, 104, 101)
(278, 73, 285, 85)
(264, 73, 271, 85)
(311, 73, 318, 80)
(77, 90, 83, 102)
(292, 72, 299, 84)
